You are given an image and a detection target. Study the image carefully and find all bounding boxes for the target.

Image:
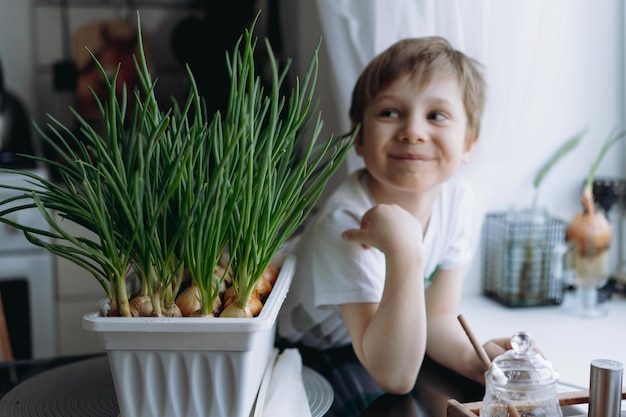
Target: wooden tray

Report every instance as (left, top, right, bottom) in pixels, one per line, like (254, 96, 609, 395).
(447, 388, 626, 417)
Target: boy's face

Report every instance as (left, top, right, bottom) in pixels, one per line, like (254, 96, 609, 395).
(355, 74, 474, 198)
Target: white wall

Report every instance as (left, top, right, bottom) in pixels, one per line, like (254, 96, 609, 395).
(483, 0, 625, 217)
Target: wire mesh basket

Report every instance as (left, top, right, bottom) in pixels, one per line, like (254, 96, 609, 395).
(482, 209, 567, 307)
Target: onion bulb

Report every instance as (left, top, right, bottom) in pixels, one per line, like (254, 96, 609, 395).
(129, 295, 153, 317)
(218, 263, 280, 317)
(107, 304, 120, 317)
(175, 284, 202, 317)
(212, 296, 222, 315)
(254, 277, 273, 299)
(262, 263, 280, 285)
(220, 294, 263, 317)
(222, 285, 237, 305)
(248, 295, 263, 316)
(565, 129, 624, 268)
(565, 188, 611, 257)
(160, 303, 182, 317)
(222, 286, 242, 311)
(220, 301, 253, 318)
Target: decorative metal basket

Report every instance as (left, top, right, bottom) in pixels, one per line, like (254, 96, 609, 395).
(482, 209, 567, 307)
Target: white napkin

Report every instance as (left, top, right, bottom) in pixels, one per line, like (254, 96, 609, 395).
(262, 348, 312, 417)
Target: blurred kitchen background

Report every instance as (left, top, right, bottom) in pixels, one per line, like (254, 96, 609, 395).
(0, 0, 624, 361)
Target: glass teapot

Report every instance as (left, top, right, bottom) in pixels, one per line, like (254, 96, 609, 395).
(480, 331, 562, 417)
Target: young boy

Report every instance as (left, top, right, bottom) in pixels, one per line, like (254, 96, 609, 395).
(278, 36, 510, 395)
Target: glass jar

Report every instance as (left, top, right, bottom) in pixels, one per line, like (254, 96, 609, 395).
(480, 331, 563, 417)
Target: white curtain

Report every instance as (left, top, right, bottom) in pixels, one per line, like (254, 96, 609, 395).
(313, 0, 571, 290)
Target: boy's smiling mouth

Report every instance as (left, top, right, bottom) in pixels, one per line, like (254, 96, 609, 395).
(389, 152, 432, 161)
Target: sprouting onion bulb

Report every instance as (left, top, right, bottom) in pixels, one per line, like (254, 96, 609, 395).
(566, 129, 625, 258)
(175, 284, 202, 317)
(565, 187, 612, 257)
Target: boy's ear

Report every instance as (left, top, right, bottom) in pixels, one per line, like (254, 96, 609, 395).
(461, 138, 478, 163)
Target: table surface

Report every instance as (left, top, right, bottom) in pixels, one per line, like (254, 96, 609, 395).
(0, 353, 484, 417)
(459, 291, 626, 389)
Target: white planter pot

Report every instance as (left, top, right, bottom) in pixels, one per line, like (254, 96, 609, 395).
(83, 255, 295, 417)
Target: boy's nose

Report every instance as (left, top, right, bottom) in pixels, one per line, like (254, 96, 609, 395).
(398, 118, 425, 143)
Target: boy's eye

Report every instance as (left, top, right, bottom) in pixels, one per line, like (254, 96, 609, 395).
(380, 109, 400, 118)
(428, 111, 447, 121)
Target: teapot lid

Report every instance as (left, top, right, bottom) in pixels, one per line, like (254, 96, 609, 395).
(487, 331, 560, 387)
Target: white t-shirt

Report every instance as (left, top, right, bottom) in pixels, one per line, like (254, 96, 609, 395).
(277, 169, 477, 349)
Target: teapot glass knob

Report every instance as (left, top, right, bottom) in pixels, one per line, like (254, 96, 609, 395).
(511, 331, 533, 355)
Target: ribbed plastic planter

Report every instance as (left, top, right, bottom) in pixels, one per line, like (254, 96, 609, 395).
(83, 255, 295, 417)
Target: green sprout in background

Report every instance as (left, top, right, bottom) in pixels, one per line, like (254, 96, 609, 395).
(518, 129, 585, 299)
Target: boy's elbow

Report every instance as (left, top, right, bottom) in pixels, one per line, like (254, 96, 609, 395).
(370, 364, 420, 395)
(375, 373, 417, 395)
(358, 338, 425, 394)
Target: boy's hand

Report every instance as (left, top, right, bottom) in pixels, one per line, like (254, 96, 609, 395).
(341, 204, 423, 255)
(483, 337, 512, 360)
(340, 203, 427, 393)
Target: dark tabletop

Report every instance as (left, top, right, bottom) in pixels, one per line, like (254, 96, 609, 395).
(0, 349, 483, 417)
(299, 344, 484, 417)
(0, 355, 118, 417)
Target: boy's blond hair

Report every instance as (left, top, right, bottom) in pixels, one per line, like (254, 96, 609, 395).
(348, 36, 486, 144)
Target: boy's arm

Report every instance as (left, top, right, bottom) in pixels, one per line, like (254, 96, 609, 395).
(340, 204, 427, 394)
(424, 268, 510, 383)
